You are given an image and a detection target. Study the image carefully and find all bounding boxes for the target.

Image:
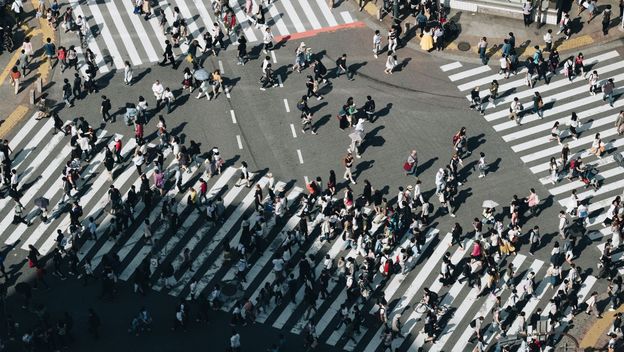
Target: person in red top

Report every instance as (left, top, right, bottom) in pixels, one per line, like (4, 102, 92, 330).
(114, 138, 122, 163)
(135, 122, 144, 141)
(199, 178, 208, 203)
(9, 67, 21, 95)
(57, 46, 66, 72)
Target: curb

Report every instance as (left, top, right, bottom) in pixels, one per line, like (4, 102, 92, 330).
(352, 0, 624, 64)
(0, 0, 58, 139)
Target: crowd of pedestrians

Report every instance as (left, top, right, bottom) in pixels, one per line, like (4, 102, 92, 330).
(1, 0, 624, 351)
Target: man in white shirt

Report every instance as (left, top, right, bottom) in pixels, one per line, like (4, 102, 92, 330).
(230, 330, 241, 351)
(151, 80, 164, 110)
(543, 29, 553, 52)
(509, 97, 523, 125)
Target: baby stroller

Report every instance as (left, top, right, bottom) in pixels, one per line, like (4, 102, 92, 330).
(580, 165, 600, 190)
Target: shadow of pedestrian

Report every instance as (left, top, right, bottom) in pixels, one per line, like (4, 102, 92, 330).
(312, 114, 331, 131)
(467, 133, 486, 152)
(354, 160, 375, 179)
(134, 68, 152, 84)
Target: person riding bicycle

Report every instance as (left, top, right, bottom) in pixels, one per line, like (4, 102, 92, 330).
(422, 287, 439, 310)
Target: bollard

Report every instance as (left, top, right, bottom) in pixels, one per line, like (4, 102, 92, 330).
(36, 77, 42, 93)
(29, 89, 35, 105)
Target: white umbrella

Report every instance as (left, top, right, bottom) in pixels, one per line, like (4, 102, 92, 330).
(482, 200, 499, 208)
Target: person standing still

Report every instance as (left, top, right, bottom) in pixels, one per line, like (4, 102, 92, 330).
(343, 151, 356, 184)
(478, 37, 488, 65)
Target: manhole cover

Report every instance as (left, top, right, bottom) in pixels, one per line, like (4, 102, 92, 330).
(457, 42, 471, 51)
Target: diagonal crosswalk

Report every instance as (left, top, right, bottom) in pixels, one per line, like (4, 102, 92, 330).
(1, 114, 596, 351)
(441, 49, 624, 273)
(61, 0, 356, 72)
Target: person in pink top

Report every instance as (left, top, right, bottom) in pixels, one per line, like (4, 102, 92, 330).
(526, 188, 540, 216)
(471, 241, 482, 259)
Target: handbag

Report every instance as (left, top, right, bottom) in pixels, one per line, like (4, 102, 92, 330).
(403, 161, 412, 171)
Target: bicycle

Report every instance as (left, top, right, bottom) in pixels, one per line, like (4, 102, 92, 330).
(415, 300, 449, 316)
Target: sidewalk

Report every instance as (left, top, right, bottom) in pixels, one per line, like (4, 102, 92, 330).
(0, 0, 57, 140)
(355, 0, 623, 63)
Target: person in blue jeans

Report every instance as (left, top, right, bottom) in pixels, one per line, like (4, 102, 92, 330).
(478, 37, 488, 65)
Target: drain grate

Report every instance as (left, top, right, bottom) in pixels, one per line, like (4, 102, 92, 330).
(457, 42, 471, 51)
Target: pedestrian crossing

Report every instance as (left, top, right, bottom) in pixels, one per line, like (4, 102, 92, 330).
(441, 49, 624, 272)
(1, 115, 598, 351)
(63, 0, 355, 73)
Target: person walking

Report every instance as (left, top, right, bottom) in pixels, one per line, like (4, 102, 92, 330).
(88, 308, 101, 339)
(543, 29, 553, 51)
(343, 151, 356, 185)
(373, 30, 382, 58)
(404, 150, 418, 176)
(603, 78, 615, 106)
(509, 97, 523, 125)
(160, 40, 175, 67)
(533, 92, 544, 118)
(384, 52, 397, 74)
(100, 95, 112, 123)
(336, 54, 353, 80)
(262, 26, 273, 54)
(477, 37, 488, 65)
(9, 66, 21, 95)
(62, 78, 73, 107)
(522, 0, 533, 26)
(588, 70, 599, 95)
(124, 61, 133, 85)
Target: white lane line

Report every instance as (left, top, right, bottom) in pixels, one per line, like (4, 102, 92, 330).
(230, 110, 237, 124)
(477, 59, 624, 109)
(297, 149, 304, 163)
(472, 51, 620, 99)
(283, 99, 290, 112)
(104, 0, 143, 65)
(281, 0, 306, 32)
(87, 1, 125, 69)
(448, 65, 490, 82)
(485, 70, 624, 122)
(236, 135, 243, 149)
(511, 112, 614, 152)
(503, 94, 624, 142)
(8, 115, 40, 154)
(430, 255, 527, 352)
(440, 61, 463, 72)
(68, 0, 109, 72)
(290, 123, 297, 138)
(145, 5, 166, 51)
(75, 140, 142, 260)
(172, 0, 207, 48)
(193, 0, 216, 30)
(10, 119, 54, 168)
(299, 1, 322, 29)
(153, 177, 253, 292)
(529, 133, 624, 174)
(340, 11, 354, 23)
(170, 177, 269, 296)
(271, 50, 277, 63)
(521, 126, 617, 164)
(119, 0, 159, 62)
(117, 167, 236, 280)
(229, 0, 258, 42)
(266, 2, 289, 35)
(494, 87, 624, 132)
(218, 60, 225, 74)
(277, 74, 284, 87)
(315, 0, 338, 27)
(19, 133, 109, 251)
